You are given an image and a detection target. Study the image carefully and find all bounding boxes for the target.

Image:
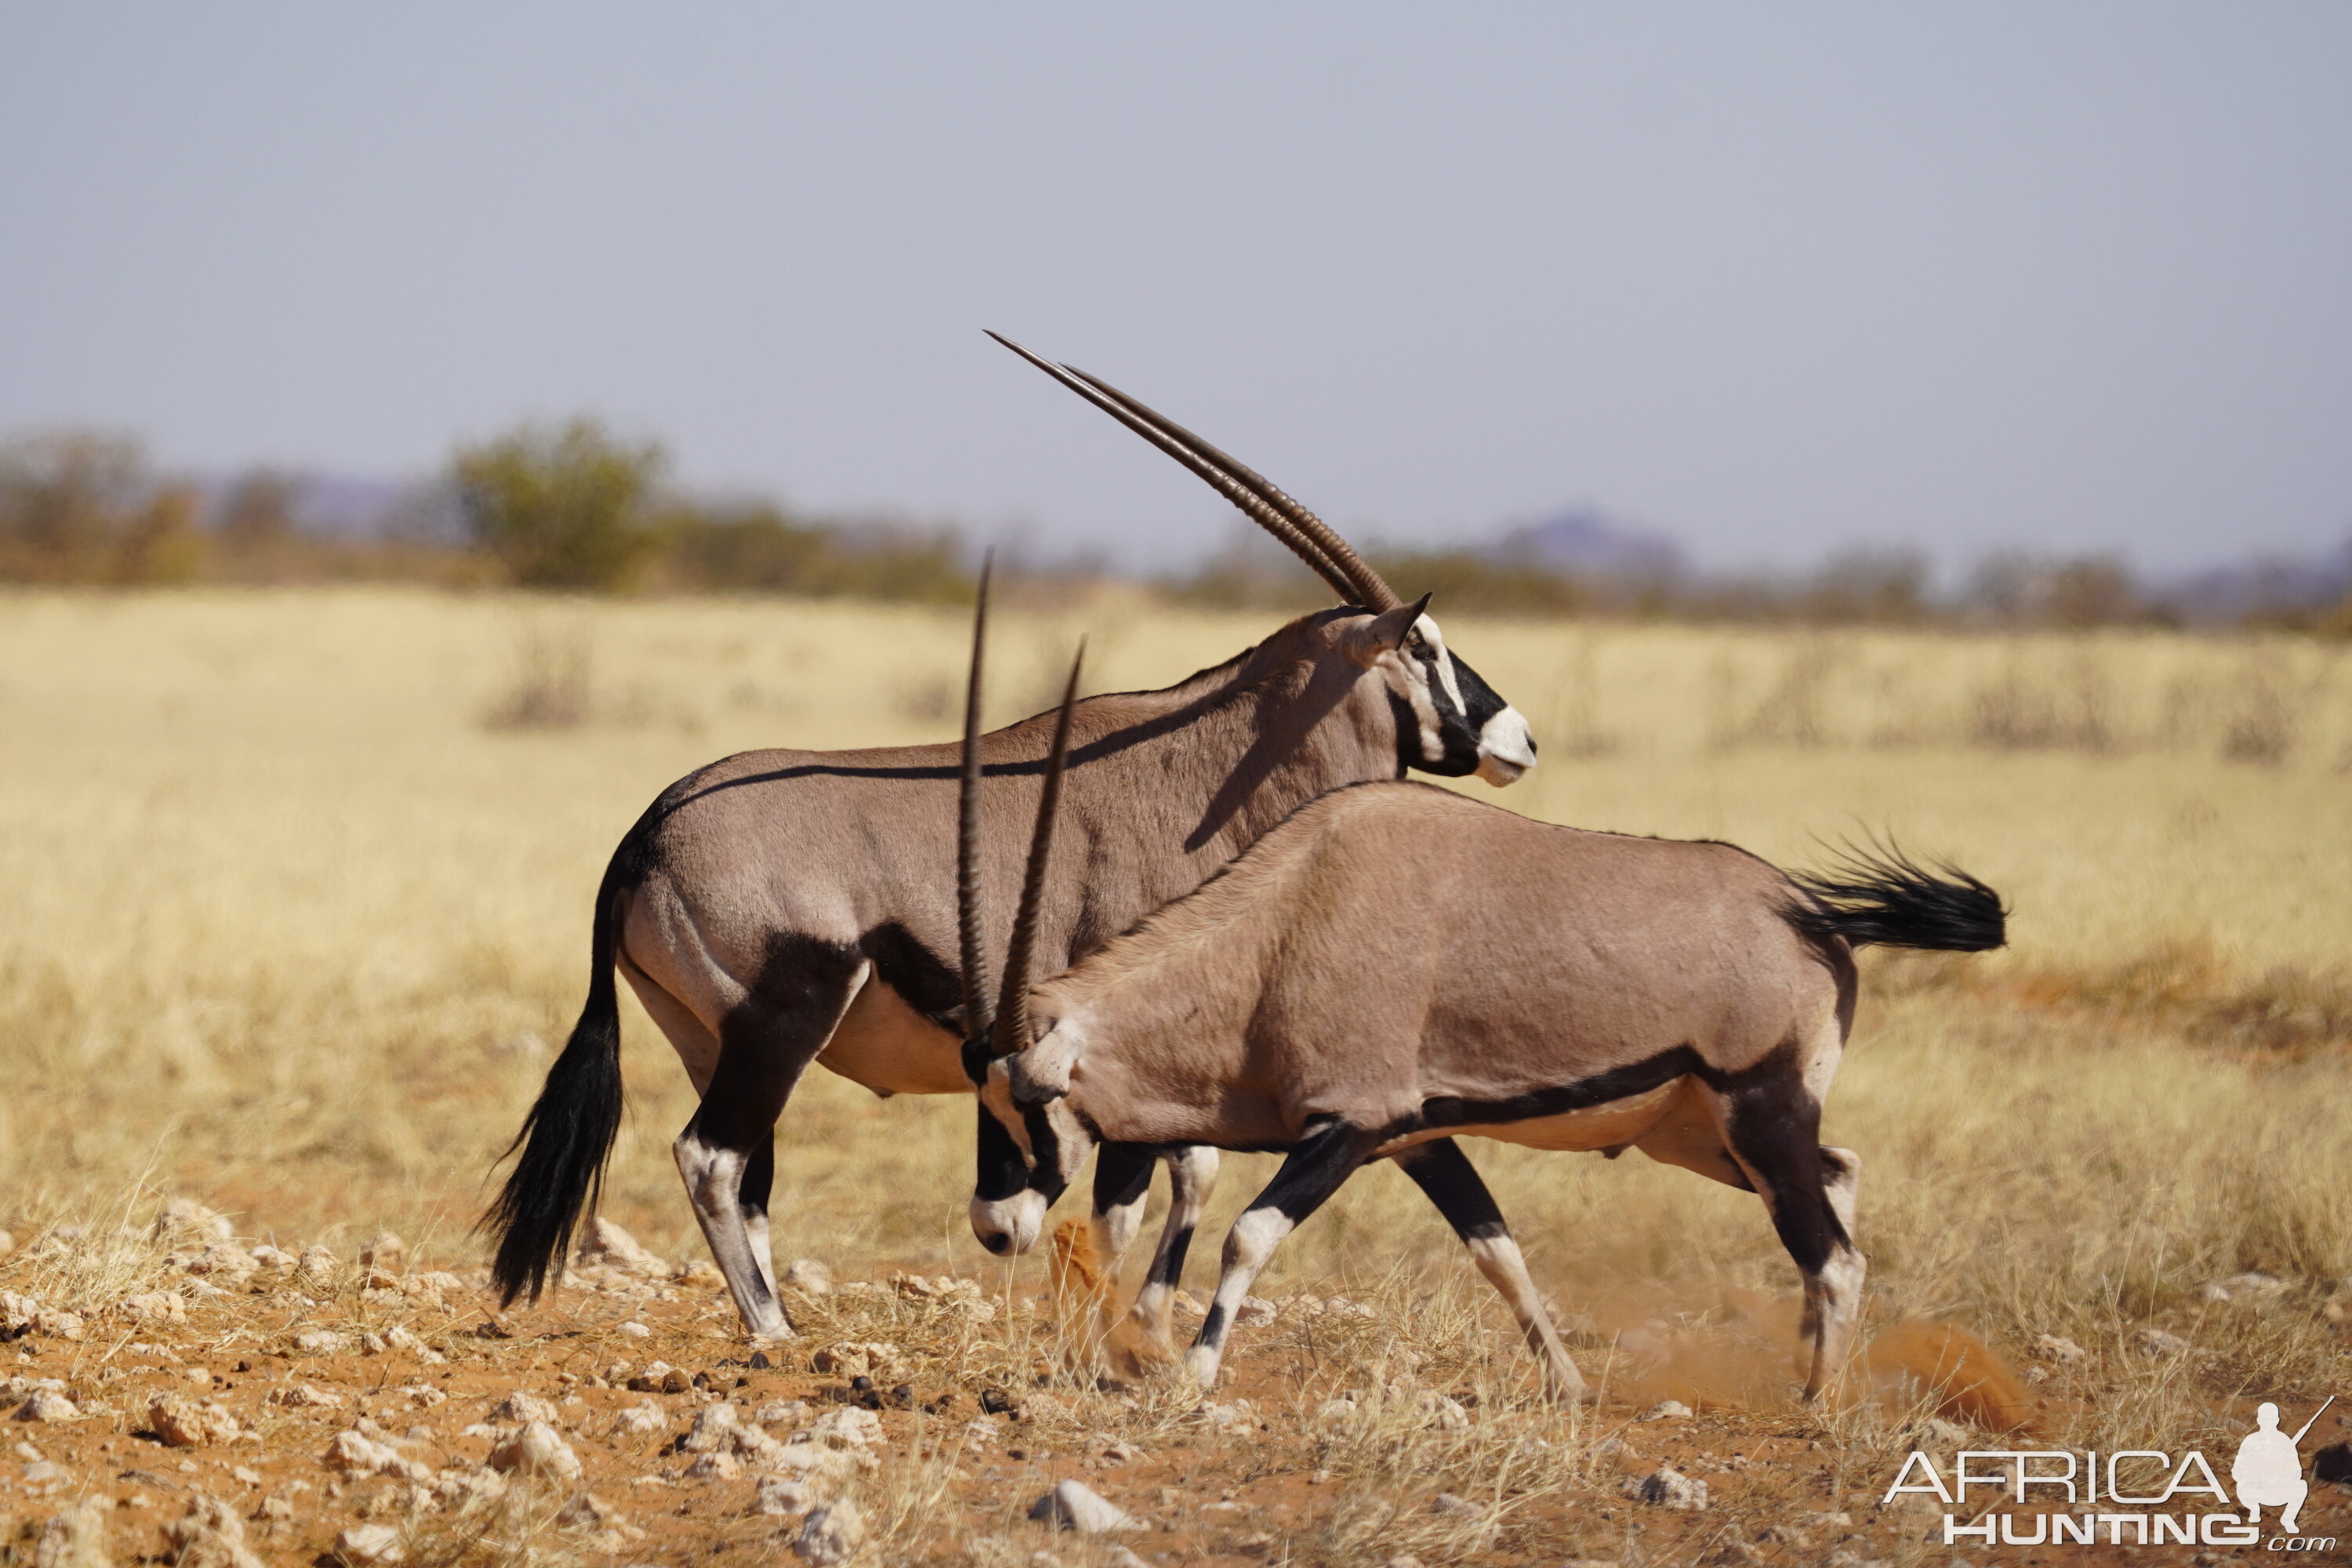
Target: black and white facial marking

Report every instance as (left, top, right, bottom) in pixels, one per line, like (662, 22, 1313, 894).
(1383, 612, 1537, 786)
(968, 1055, 1091, 1256)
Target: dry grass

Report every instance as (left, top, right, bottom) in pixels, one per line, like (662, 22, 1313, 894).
(2, 587, 2347, 1564)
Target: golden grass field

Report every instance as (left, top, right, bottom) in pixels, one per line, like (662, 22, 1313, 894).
(2, 587, 2347, 1566)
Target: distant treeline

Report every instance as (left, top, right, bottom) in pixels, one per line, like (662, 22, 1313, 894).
(3, 420, 2346, 633)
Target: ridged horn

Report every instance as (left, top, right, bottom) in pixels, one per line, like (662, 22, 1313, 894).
(955, 553, 995, 1044)
(991, 641, 1085, 1060)
(986, 331, 1399, 612)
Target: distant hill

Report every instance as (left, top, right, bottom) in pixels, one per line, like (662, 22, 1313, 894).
(1490, 506, 1683, 584)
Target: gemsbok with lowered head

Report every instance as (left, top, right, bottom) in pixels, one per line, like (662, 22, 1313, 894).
(956, 633, 2007, 1401)
(484, 336, 1539, 1341)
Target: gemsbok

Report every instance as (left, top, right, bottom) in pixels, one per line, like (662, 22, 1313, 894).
(485, 336, 1539, 1341)
(956, 626, 2007, 1401)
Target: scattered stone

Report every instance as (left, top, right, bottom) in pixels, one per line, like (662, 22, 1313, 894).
(792, 1498, 867, 1564)
(248, 1244, 296, 1271)
(757, 1474, 818, 1515)
(1639, 1399, 1693, 1421)
(488, 1390, 561, 1427)
(117, 1292, 187, 1326)
(1429, 1491, 1476, 1515)
(291, 1330, 347, 1356)
(1232, 1297, 1276, 1328)
(24, 1459, 68, 1490)
(2132, 1327, 2193, 1357)
(758, 1399, 811, 1425)
(681, 1403, 741, 1451)
(783, 1259, 834, 1297)
(611, 1403, 667, 1437)
(428, 1468, 507, 1509)
(624, 1360, 673, 1392)
(33, 1495, 111, 1568)
(1621, 1465, 1708, 1510)
(252, 1495, 295, 1522)
(617, 1321, 650, 1338)
(685, 1450, 742, 1481)
(154, 1199, 235, 1243)
(325, 1430, 431, 1483)
(0, 1229, 13, 1260)
(151, 1396, 241, 1447)
(32, 1308, 85, 1341)
(333, 1522, 404, 1563)
(1320, 1295, 1375, 1319)
(487, 1422, 583, 1484)
(811, 1342, 896, 1378)
(1029, 1479, 1145, 1534)
(810, 1407, 884, 1447)
(1906, 1416, 1970, 1450)
(296, 1245, 340, 1283)
(1417, 1392, 1470, 1430)
(15, 1392, 79, 1424)
(267, 1385, 342, 1410)
(578, 1218, 671, 1279)
(0, 1290, 38, 1335)
(359, 1233, 406, 1269)
(676, 1260, 725, 1289)
(2031, 1334, 2086, 1363)
(163, 1493, 265, 1568)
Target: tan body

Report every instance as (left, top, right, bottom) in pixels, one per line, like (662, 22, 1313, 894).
(975, 782, 2005, 1401)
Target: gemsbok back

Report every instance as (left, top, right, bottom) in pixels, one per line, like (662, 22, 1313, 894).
(484, 336, 1538, 1341)
(956, 641, 2007, 1401)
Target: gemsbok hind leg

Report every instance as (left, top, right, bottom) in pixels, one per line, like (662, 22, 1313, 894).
(1187, 1119, 1383, 1392)
(1392, 1138, 1588, 1403)
(1711, 1083, 1866, 1401)
(1127, 1145, 1218, 1356)
(672, 952, 865, 1341)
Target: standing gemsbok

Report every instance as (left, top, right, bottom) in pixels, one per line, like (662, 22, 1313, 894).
(955, 628, 2006, 1399)
(485, 336, 1539, 1341)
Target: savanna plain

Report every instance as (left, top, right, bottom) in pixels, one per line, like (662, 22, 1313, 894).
(2, 589, 2347, 1568)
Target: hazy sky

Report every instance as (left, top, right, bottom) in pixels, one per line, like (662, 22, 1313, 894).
(3, 5, 2347, 575)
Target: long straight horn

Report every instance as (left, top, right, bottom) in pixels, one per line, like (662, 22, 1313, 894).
(1058, 361, 1401, 614)
(986, 331, 1398, 610)
(991, 641, 1084, 1060)
(956, 554, 995, 1042)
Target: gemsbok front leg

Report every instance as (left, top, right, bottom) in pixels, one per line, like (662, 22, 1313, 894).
(1127, 1145, 1218, 1355)
(1392, 1138, 1588, 1402)
(1188, 1119, 1383, 1392)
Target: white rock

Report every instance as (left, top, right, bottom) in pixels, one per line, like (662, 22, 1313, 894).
(1639, 1399, 1693, 1421)
(553, 1491, 621, 1529)
(783, 1259, 834, 1297)
(681, 1403, 741, 1451)
(117, 1292, 187, 1325)
(296, 1245, 340, 1282)
(291, 1330, 346, 1356)
(1029, 1479, 1145, 1534)
(162, 1493, 264, 1568)
(1621, 1465, 1708, 1509)
(579, 1218, 671, 1279)
(32, 1496, 111, 1568)
(359, 1233, 406, 1269)
(267, 1384, 342, 1409)
(2132, 1327, 2193, 1357)
(809, 1406, 884, 1447)
(609, 1403, 667, 1437)
(792, 1498, 867, 1564)
(489, 1390, 561, 1426)
(617, 1320, 651, 1338)
(333, 1522, 404, 1563)
(1232, 1297, 1277, 1328)
(15, 1392, 79, 1423)
(325, 1429, 432, 1483)
(2031, 1334, 2086, 1364)
(151, 1396, 241, 1447)
(154, 1199, 235, 1243)
(756, 1473, 818, 1515)
(1429, 1492, 1476, 1515)
(757, 1399, 811, 1426)
(1417, 1392, 1470, 1430)
(487, 1421, 583, 1484)
(684, 1450, 742, 1481)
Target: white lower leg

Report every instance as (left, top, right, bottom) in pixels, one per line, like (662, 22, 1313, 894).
(1803, 1147, 1865, 1398)
(1465, 1232, 1588, 1402)
(1185, 1204, 1292, 1392)
(1130, 1147, 1218, 1345)
(674, 1134, 790, 1338)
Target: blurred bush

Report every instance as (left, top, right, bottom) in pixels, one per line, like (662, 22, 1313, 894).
(452, 417, 666, 590)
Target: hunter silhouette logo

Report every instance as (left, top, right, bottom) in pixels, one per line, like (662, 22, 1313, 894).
(2234, 1397, 2331, 1535)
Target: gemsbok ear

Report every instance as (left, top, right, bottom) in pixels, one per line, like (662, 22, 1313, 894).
(1335, 593, 1432, 666)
